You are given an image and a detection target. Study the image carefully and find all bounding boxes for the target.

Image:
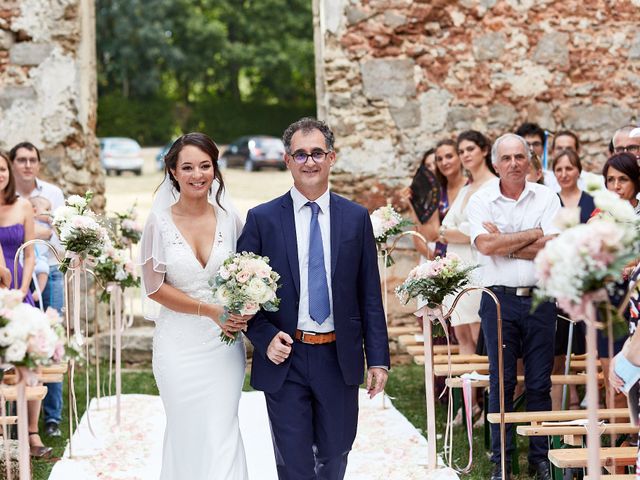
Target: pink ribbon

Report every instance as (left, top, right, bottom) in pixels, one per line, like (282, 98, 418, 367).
(107, 283, 123, 424)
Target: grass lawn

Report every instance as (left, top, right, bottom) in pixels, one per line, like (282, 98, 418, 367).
(30, 363, 538, 480)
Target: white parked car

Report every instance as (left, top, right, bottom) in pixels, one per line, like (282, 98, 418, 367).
(99, 137, 144, 176)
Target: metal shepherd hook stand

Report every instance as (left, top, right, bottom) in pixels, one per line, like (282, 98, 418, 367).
(422, 286, 506, 479)
(378, 230, 429, 410)
(12, 240, 63, 477)
(13, 239, 101, 460)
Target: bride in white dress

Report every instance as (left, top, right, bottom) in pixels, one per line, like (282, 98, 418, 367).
(139, 133, 251, 479)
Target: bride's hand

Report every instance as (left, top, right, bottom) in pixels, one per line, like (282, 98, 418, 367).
(201, 303, 235, 338)
(226, 313, 254, 333)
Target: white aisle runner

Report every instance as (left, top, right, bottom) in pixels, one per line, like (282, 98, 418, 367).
(49, 390, 458, 480)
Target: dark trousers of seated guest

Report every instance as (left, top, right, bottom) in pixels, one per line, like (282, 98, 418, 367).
(480, 291, 556, 466)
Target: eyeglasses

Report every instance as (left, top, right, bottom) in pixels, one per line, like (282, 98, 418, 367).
(290, 150, 331, 164)
(14, 157, 38, 166)
(527, 141, 543, 149)
(613, 145, 640, 154)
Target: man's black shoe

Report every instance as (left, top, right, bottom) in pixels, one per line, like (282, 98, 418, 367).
(44, 422, 61, 437)
(528, 460, 552, 480)
(490, 463, 511, 480)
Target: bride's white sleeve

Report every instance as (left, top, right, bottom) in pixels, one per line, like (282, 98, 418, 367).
(138, 211, 167, 321)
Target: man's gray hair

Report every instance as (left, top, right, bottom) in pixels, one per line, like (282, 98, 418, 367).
(491, 133, 531, 165)
(282, 117, 335, 154)
(612, 125, 638, 147)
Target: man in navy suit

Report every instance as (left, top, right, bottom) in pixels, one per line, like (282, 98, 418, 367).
(238, 117, 390, 480)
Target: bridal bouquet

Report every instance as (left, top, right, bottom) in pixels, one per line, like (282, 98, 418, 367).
(0, 289, 70, 367)
(396, 254, 476, 337)
(535, 189, 640, 338)
(370, 204, 412, 267)
(210, 252, 281, 345)
(53, 191, 110, 273)
(94, 246, 140, 303)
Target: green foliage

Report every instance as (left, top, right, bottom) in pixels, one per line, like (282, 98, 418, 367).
(96, 0, 315, 104)
(97, 94, 176, 145)
(98, 94, 315, 145)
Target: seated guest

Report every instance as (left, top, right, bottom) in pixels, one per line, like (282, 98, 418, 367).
(9, 142, 65, 439)
(526, 152, 545, 185)
(439, 130, 497, 423)
(594, 152, 640, 408)
(550, 150, 595, 408)
(0, 152, 50, 457)
(412, 139, 466, 259)
(467, 133, 560, 480)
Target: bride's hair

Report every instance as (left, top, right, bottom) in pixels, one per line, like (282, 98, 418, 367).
(160, 132, 226, 210)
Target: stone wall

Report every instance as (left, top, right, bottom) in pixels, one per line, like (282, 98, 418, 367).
(316, 0, 640, 209)
(0, 0, 103, 207)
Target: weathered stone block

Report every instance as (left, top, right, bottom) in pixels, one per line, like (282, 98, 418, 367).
(383, 11, 407, 28)
(447, 105, 477, 130)
(0, 29, 14, 50)
(488, 103, 518, 130)
(390, 100, 420, 129)
(473, 31, 506, 61)
(0, 85, 36, 109)
(533, 32, 570, 68)
(360, 58, 416, 100)
(345, 6, 368, 25)
(9, 42, 52, 65)
(629, 32, 640, 60)
(563, 104, 630, 131)
(419, 88, 452, 134)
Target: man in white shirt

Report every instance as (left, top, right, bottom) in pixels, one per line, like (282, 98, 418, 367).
(467, 133, 560, 480)
(9, 142, 65, 438)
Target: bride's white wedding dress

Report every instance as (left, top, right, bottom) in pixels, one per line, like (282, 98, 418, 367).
(142, 205, 248, 480)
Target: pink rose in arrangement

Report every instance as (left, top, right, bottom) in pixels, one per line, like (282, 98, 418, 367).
(235, 271, 251, 283)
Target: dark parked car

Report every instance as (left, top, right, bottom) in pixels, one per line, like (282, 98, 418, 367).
(220, 136, 286, 171)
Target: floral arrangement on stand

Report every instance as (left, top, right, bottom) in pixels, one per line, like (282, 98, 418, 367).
(370, 204, 413, 267)
(210, 252, 281, 345)
(52, 191, 110, 273)
(94, 246, 140, 303)
(534, 184, 640, 338)
(110, 205, 143, 249)
(395, 253, 476, 337)
(0, 289, 76, 368)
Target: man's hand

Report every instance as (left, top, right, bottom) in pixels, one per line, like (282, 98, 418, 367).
(366, 367, 389, 399)
(482, 221, 500, 234)
(609, 354, 625, 393)
(267, 331, 293, 365)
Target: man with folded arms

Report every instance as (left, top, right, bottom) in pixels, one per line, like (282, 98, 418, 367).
(467, 133, 560, 480)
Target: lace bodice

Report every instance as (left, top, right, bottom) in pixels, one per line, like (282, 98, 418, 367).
(140, 205, 243, 320)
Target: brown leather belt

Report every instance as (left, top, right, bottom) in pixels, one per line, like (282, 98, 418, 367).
(294, 329, 336, 345)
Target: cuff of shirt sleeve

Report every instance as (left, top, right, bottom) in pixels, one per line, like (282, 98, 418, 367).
(369, 365, 389, 371)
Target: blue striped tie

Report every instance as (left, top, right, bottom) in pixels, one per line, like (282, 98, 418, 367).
(306, 202, 330, 324)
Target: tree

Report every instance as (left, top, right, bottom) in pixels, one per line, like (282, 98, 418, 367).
(96, 0, 314, 104)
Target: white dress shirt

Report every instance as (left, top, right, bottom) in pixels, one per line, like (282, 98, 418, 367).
(290, 186, 334, 333)
(467, 178, 561, 287)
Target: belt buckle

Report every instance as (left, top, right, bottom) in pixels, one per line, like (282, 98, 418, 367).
(300, 331, 316, 343)
(516, 287, 531, 296)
